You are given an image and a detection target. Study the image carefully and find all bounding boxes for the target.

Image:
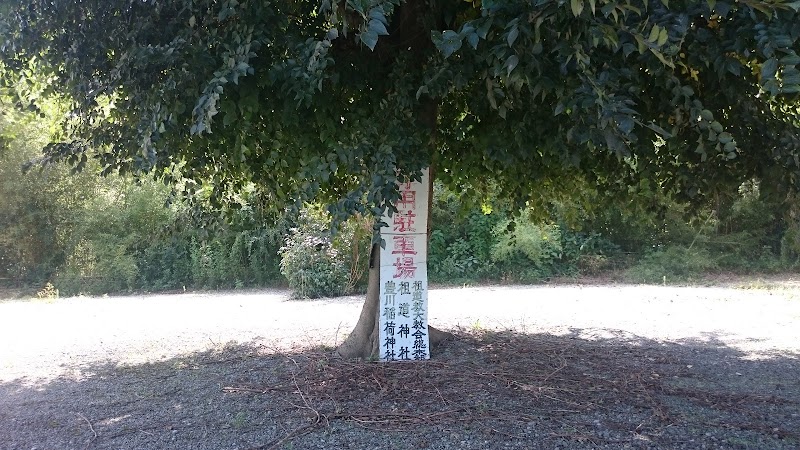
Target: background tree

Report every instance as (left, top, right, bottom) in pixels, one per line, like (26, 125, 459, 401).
(0, 106, 97, 284)
(2, 0, 799, 357)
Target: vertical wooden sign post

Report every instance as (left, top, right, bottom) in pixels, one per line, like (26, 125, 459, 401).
(378, 169, 430, 361)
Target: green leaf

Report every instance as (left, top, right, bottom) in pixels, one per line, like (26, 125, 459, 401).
(646, 122, 672, 138)
(779, 53, 800, 66)
(657, 28, 669, 47)
(570, 0, 584, 17)
(783, 73, 800, 85)
(360, 30, 379, 50)
(369, 19, 389, 36)
(506, 55, 519, 76)
(635, 34, 647, 54)
(477, 19, 493, 39)
(650, 48, 674, 68)
(439, 30, 463, 58)
(507, 26, 519, 47)
(618, 116, 634, 134)
(648, 25, 660, 43)
(368, 8, 386, 22)
(761, 58, 778, 80)
(223, 110, 236, 126)
(467, 32, 479, 50)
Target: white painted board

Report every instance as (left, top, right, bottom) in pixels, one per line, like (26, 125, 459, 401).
(378, 169, 430, 361)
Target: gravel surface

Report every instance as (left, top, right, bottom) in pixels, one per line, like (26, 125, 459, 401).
(1, 281, 799, 449)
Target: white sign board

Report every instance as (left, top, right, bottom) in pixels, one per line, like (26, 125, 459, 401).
(378, 169, 430, 361)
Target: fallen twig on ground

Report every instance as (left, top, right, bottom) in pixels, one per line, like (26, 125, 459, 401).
(76, 412, 97, 450)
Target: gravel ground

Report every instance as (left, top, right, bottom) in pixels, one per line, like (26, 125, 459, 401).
(1, 280, 799, 449)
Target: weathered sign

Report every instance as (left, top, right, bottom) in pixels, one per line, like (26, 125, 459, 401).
(378, 169, 430, 361)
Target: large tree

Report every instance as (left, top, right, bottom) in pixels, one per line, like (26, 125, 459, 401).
(2, 0, 800, 357)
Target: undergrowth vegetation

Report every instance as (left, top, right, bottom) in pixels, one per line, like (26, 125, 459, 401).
(2, 111, 799, 298)
(279, 206, 371, 298)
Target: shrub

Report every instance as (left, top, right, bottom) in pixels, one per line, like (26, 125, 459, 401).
(428, 185, 501, 282)
(36, 282, 59, 299)
(560, 230, 621, 275)
(56, 236, 139, 295)
(279, 207, 358, 298)
(625, 245, 718, 284)
(492, 219, 563, 282)
(781, 225, 800, 265)
(189, 236, 232, 289)
(242, 228, 285, 286)
(136, 235, 193, 290)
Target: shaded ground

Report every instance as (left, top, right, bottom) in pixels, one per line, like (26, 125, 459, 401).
(1, 283, 799, 449)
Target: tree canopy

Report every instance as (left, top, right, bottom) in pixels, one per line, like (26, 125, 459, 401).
(2, 0, 800, 222)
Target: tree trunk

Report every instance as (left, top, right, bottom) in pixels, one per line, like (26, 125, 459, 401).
(335, 243, 454, 359)
(336, 244, 382, 359)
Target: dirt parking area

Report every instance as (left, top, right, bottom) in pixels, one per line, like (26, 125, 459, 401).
(1, 280, 799, 449)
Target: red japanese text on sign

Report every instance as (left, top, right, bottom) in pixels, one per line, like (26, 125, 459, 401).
(393, 210, 416, 232)
(392, 235, 417, 256)
(393, 256, 417, 279)
(397, 188, 416, 210)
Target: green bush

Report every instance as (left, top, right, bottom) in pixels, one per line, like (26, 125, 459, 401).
(427, 184, 624, 284)
(492, 219, 563, 282)
(336, 213, 373, 293)
(625, 245, 718, 284)
(428, 185, 501, 282)
(0, 110, 96, 284)
(136, 235, 193, 290)
(242, 228, 286, 285)
(432, 237, 484, 280)
(561, 230, 621, 275)
(780, 218, 800, 265)
(52, 177, 171, 295)
(190, 238, 230, 289)
(279, 207, 367, 298)
(56, 236, 139, 295)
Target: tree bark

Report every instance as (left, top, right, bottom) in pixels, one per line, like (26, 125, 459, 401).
(336, 244, 382, 359)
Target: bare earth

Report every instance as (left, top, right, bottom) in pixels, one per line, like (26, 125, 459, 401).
(1, 280, 799, 449)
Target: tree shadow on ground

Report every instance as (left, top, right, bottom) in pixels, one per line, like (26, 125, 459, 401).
(1, 329, 798, 450)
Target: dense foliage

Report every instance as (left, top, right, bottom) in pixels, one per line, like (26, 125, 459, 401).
(2, 1, 800, 301)
(0, 108, 85, 283)
(279, 206, 371, 298)
(0, 109, 287, 294)
(1, 109, 798, 295)
(2, 0, 799, 226)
